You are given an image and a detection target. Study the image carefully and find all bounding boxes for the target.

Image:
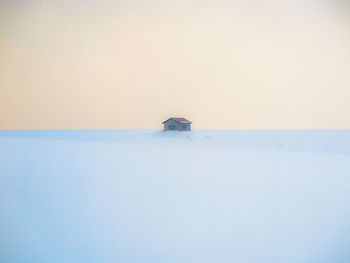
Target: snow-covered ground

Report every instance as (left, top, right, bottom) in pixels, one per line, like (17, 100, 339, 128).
(1, 130, 350, 263)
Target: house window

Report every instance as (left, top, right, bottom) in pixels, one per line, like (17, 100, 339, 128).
(169, 125, 175, 130)
(182, 125, 187, 129)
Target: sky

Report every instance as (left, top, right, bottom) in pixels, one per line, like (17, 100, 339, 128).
(1, 0, 350, 129)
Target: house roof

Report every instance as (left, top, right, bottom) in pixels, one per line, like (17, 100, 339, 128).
(162, 117, 192, 124)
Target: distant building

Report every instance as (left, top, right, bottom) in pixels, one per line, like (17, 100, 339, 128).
(163, 117, 192, 131)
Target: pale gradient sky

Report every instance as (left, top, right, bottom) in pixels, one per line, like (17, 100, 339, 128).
(1, 0, 350, 129)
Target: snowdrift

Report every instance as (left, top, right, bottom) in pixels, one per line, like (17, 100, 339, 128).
(1, 130, 350, 263)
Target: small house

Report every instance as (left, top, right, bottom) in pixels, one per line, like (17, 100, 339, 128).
(163, 118, 192, 131)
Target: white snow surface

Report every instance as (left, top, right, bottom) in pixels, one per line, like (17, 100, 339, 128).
(0, 130, 350, 263)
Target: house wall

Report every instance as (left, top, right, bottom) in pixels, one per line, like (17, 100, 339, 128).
(164, 119, 191, 131)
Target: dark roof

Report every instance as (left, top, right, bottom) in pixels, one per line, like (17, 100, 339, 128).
(162, 117, 192, 124)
